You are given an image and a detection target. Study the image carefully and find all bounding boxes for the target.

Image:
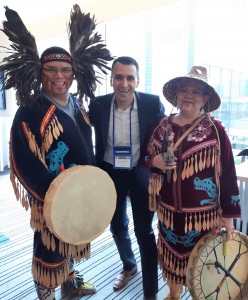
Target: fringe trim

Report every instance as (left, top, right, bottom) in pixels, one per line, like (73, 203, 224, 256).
(30, 202, 45, 231)
(22, 122, 47, 169)
(158, 204, 220, 233)
(32, 237, 90, 289)
(148, 146, 221, 212)
(148, 173, 163, 211)
(10, 169, 30, 211)
(10, 170, 91, 267)
(158, 245, 186, 287)
(42, 115, 63, 154)
(30, 207, 91, 262)
(158, 204, 175, 231)
(79, 105, 91, 126)
(57, 241, 91, 263)
(32, 257, 69, 289)
(181, 145, 219, 181)
(22, 111, 64, 169)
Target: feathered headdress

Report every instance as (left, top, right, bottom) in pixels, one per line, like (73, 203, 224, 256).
(0, 4, 114, 107)
(0, 6, 41, 107)
(68, 4, 114, 101)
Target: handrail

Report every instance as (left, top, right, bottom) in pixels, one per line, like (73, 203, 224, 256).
(236, 161, 248, 182)
(235, 161, 248, 234)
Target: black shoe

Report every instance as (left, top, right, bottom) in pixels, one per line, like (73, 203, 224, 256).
(61, 271, 96, 296)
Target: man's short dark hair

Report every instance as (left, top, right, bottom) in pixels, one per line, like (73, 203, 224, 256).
(111, 56, 139, 77)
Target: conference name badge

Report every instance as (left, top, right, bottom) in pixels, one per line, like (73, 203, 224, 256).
(113, 146, 132, 169)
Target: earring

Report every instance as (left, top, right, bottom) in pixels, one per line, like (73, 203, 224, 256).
(173, 98, 178, 109)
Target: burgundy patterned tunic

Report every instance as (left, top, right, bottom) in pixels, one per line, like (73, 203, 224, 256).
(141, 114, 241, 286)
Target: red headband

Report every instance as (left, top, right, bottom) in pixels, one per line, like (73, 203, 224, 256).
(42, 53, 72, 64)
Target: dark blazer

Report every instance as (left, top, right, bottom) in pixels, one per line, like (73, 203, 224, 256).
(88, 91, 165, 187)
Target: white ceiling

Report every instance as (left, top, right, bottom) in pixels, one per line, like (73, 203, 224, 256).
(0, 0, 176, 40)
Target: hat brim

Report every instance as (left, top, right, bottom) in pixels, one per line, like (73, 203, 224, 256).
(163, 76, 221, 112)
(236, 149, 248, 156)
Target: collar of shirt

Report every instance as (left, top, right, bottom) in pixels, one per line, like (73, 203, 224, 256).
(114, 94, 138, 112)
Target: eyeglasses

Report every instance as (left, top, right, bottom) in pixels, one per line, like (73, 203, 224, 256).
(178, 88, 205, 99)
(42, 67, 73, 75)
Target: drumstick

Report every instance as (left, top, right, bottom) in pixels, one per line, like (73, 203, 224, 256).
(222, 228, 227, 257)
(221, 228, 231, 296)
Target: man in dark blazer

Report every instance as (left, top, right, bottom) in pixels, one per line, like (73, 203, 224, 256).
(89, 56, 165, 300)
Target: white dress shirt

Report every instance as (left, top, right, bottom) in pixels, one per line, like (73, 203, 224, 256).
(103, 95, 140, 167)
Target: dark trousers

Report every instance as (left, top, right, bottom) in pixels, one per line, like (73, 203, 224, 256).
(100, 161, 158, 297)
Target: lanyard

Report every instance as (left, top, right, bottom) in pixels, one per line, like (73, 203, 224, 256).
(112, 99, 134, 169)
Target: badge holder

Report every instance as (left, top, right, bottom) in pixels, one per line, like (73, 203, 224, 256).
(113, 146, 132, 170)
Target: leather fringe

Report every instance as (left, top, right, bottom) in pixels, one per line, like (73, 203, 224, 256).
(22, 122, 47, 169)
(22, 112, 64, 169)
(79, 105, 91, 126)
(32, 241, 90, 289)
(181, 145, 218, 181)
(30, 207, 91, 262)
(30, 202, 44, 231)
(148, 174, 163, 211)
(57, 241, 90, 263)
(148, 145, 220, 207)
(10, 169, 30, 211)
(158, 238, 185, 288)
(158, 204, 220, 233)
(158, 204, 174, 231)
(32, 257, 69, 289)
(10, 171, 91, 266)
(42, 115, 63, 154)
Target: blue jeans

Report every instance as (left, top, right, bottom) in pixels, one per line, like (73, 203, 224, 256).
(101, 161, 158, 297)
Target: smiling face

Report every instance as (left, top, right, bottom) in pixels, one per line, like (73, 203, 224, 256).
(41, 61, 74, 105)
(110, 62, 139, 109)
(176, 78, 209, 117)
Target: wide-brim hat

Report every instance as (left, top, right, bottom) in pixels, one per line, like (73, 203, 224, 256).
(237, 149, 248, 157)
(163, 66, 221, 112)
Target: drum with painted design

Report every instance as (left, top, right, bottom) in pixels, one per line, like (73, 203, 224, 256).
(186, 229, 248, 299)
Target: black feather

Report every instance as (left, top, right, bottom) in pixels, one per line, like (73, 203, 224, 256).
(0, 4, 114, 107)
(0, 6, 41, 107)
(68, 4, 114, 101)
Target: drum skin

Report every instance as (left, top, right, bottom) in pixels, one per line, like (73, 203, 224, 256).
(44, 165, 116, 245)
(186, 230, 248, 300)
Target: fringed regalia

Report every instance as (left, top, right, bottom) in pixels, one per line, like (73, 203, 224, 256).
(1, 3, 113, 292)
(9, 94, 95, 289)
(142, 114, 241, 290)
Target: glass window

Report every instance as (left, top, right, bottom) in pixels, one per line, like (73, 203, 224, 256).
(102, 0, 248, 152)
(38, 0, 248, 153)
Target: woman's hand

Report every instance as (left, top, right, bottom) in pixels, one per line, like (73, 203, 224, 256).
(215, 217, 234, 242)
(152, 154, 177, 173)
